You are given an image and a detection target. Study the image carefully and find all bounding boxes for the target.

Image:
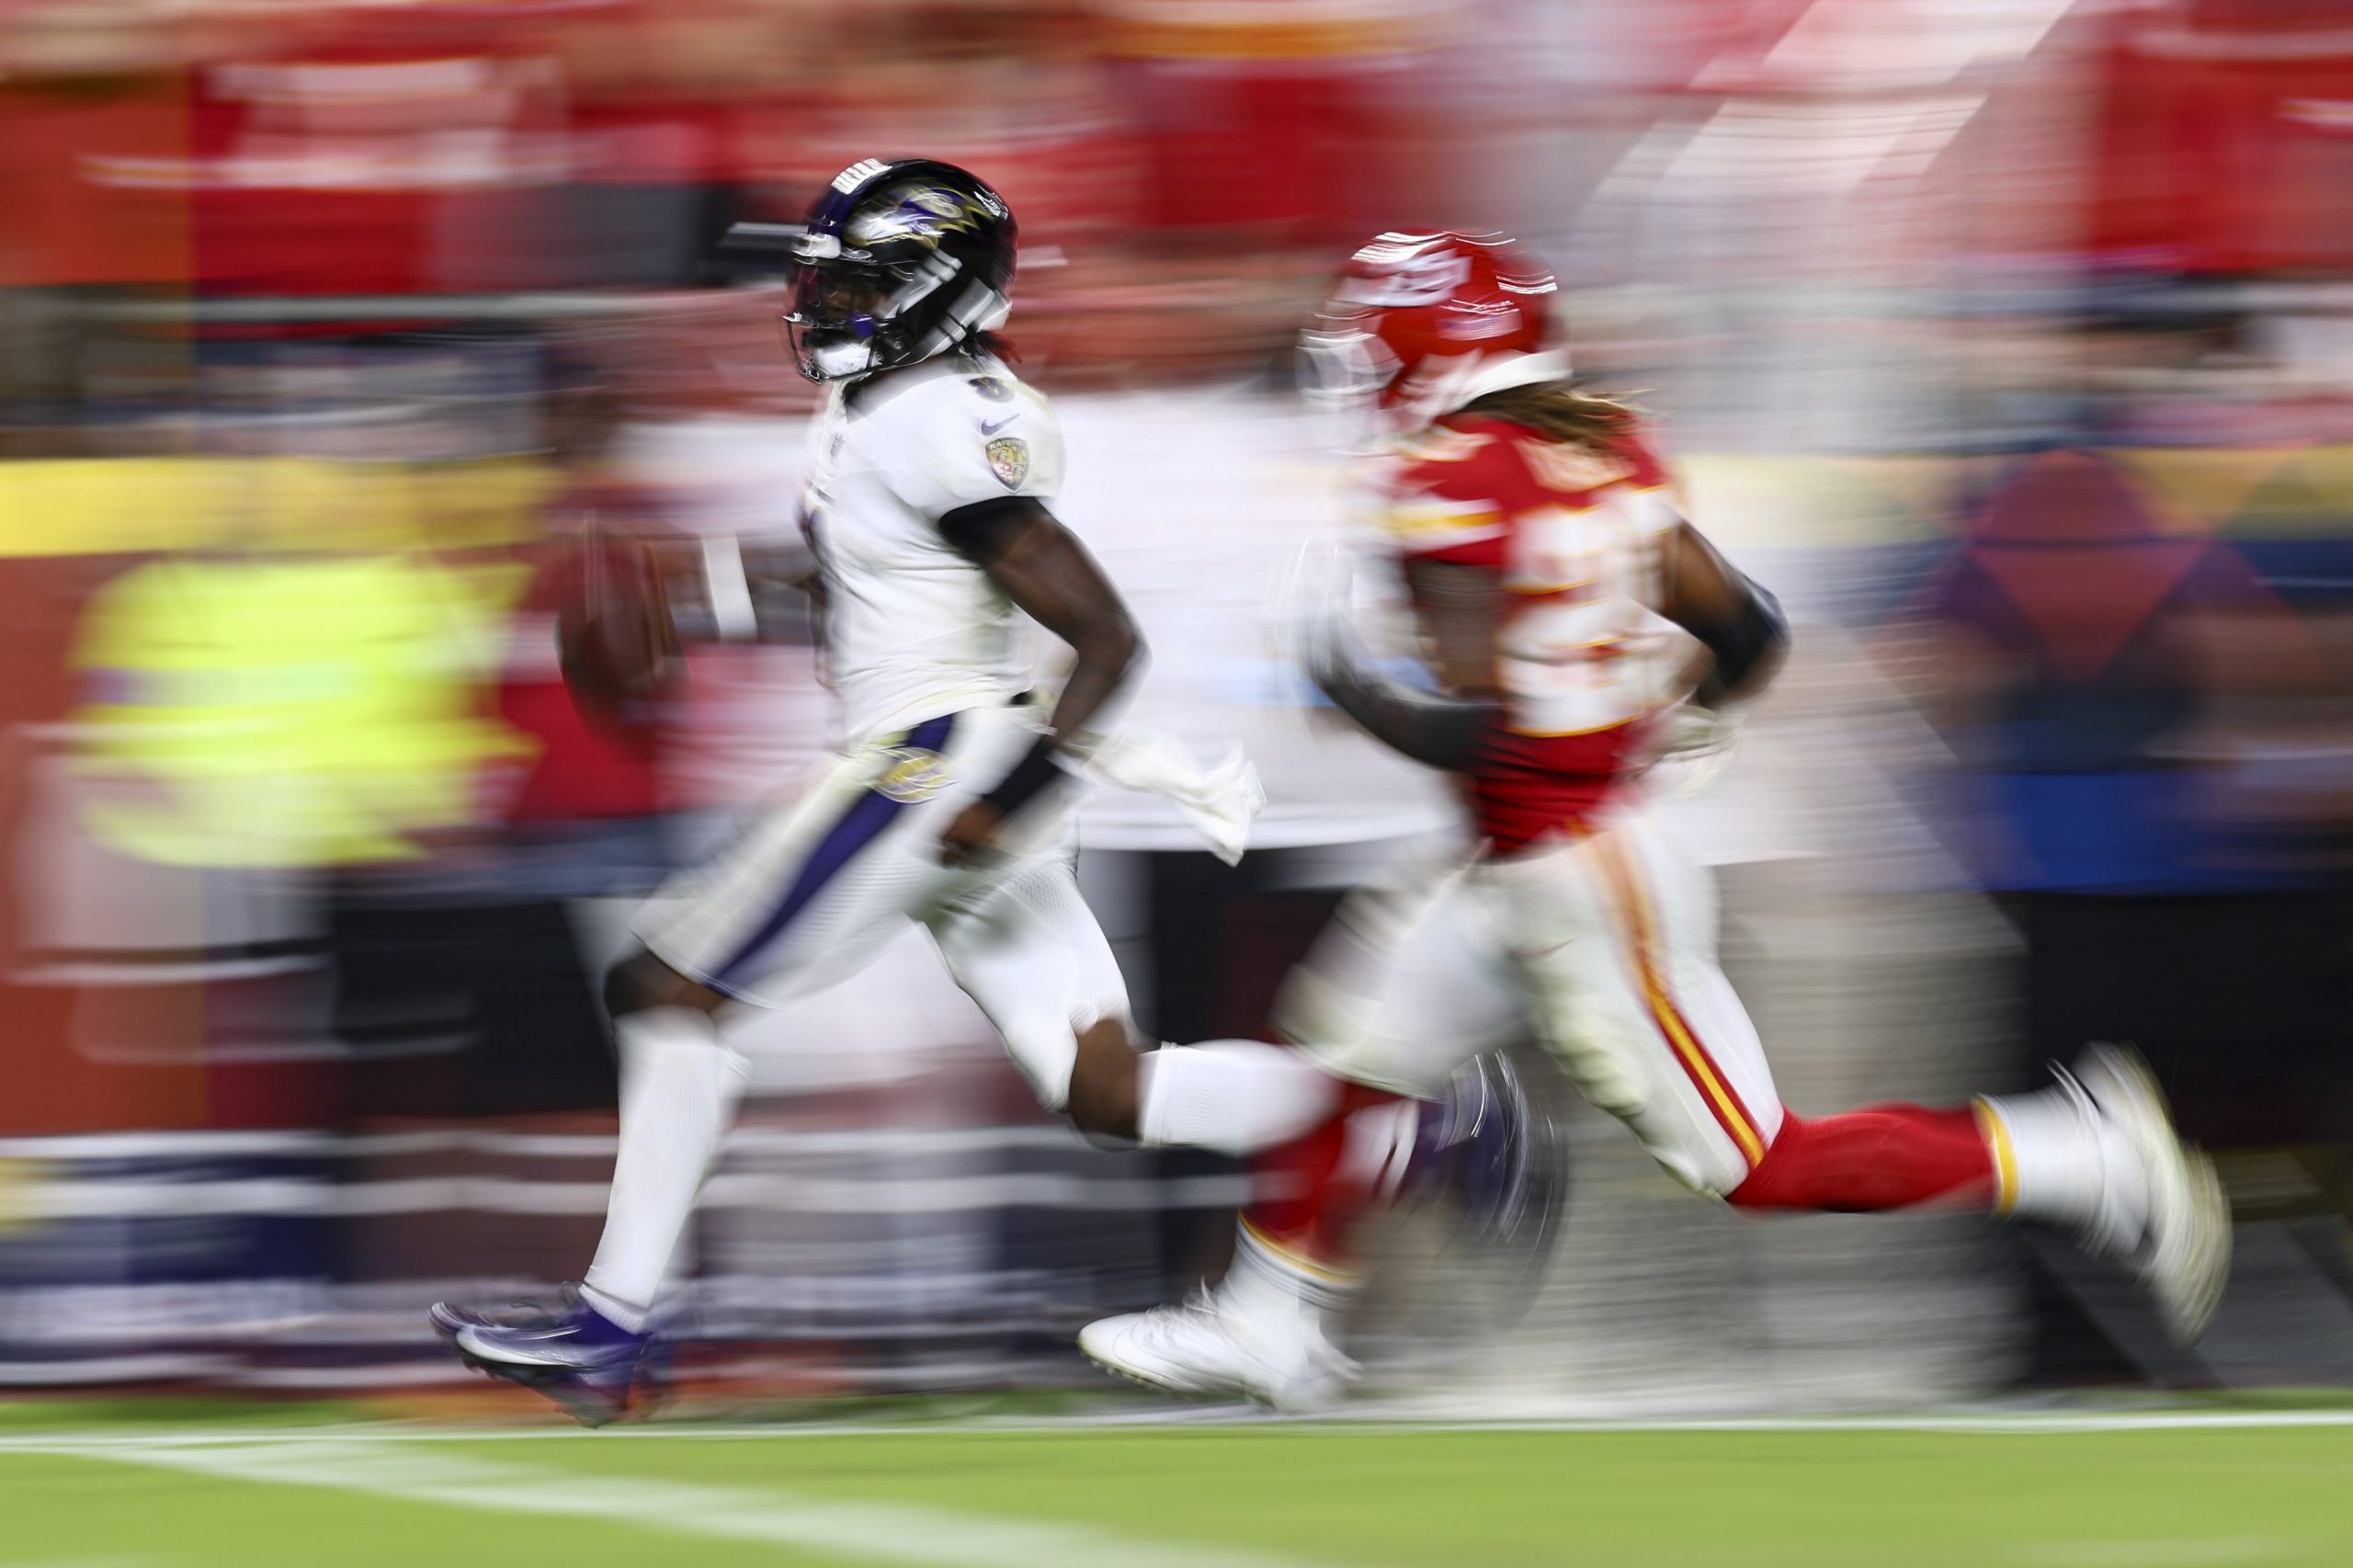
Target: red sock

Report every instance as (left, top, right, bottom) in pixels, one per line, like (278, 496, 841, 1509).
(1243, 1085, 1414, 1265)
(1727, 1103, 1995, 1212)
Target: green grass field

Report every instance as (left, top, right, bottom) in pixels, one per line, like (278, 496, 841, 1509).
(5, 1403, 2350, 1567)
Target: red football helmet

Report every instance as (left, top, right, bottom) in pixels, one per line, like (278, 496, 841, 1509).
(1302, 230, 1557, 444)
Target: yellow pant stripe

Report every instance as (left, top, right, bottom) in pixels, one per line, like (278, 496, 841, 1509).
(1973, 1098, 2019, 1214)
(1597, 837, 1767, 1169)
(1237, 1217, 1363, 1287)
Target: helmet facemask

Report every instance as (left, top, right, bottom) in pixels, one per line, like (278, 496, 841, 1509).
(785, 250, 946, 381)
(1299, 324, 1400, 454)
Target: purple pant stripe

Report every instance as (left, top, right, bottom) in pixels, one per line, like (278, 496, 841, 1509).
(710, 711, 957, 988)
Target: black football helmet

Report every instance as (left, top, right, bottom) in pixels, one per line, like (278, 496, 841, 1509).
(782, 157, 1018, 383)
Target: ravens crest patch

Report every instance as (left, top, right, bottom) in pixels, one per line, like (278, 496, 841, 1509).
(875, 746, 954, 803)
(985, 436, 1029, 490)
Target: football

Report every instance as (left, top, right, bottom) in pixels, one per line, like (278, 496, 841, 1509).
(556, 528, 682, 722)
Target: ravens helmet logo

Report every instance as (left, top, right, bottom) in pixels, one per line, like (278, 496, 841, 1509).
(847, 186, 996, 249)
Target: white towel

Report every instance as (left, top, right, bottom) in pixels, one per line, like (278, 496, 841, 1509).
(1065, 728, 1266, 867)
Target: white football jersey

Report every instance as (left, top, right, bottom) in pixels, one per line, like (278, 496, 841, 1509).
(801, 352, 1066, 744)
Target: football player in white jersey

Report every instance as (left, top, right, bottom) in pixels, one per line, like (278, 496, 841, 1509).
(429, 160, 1531, 1423)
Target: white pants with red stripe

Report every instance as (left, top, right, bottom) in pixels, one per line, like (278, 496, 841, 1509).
(1286, 809, 1783, 1199)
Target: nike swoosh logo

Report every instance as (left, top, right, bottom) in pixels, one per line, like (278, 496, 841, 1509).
(980, 415, 1018, 435)
(453, 1325, 609, 1368)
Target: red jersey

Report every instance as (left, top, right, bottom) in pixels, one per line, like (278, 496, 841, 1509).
(1370, 413, 1687, 854)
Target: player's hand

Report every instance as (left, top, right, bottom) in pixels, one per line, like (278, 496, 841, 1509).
(938, 801, 1008, 866)
(1267, 541, 1360, 698)
(1644, 699, 1742, 800)
(1267, 541, 1339, 659)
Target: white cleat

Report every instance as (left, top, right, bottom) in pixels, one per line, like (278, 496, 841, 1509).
(2074, 1044, 2232, 1347)
(1079, 1293, 1357, 1414)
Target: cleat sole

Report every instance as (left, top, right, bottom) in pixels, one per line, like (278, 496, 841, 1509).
(431, 1318, 631, 1427)
(1083, 1346, 1219, 1402)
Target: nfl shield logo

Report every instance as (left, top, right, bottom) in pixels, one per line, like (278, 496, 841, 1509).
(985, 436, 1029, 490)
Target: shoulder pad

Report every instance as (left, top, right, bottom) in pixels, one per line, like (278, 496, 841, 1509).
(873, 365, 1063, 514)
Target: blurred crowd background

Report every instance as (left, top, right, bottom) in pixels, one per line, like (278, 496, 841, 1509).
(4, 0, 2353, 1415)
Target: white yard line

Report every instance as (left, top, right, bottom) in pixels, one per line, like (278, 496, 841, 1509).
(2015, 1540, 2293, 1568)
(7, 1405, 2353, 1453)
(38, 1437, 1322, 1568)
(1299, 1409, 2353, 1437)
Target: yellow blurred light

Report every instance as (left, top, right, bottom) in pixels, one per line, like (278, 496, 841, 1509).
(0, 456, 555, 558)
(69, 552, 538, 868)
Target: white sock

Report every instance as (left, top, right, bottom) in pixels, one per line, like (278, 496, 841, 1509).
(581, 1007, 749, 1333)
(1136, 1040, 1344, 1155)
(1217, 1222, 1357, 1359)
(1978, 1080, 2146, 1251)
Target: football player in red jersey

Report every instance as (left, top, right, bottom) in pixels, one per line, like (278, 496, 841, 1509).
(1080, 231, 2232, 1407)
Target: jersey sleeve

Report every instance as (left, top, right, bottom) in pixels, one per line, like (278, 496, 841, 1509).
(1603, 419, 1680, 510)
(881, 375, 1067, 520)
(1376, 432, 1521, 569)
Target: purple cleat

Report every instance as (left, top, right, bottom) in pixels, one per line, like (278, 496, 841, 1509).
(428, 1286, 655, 1426)
(1407, 1053, 1569, 1294)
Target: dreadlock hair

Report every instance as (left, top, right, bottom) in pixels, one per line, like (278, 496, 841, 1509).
(1457, 378, 1646, 452)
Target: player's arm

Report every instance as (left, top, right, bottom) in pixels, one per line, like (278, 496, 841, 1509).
(1662, 520, 1787, 706)
(1303, 557, 1506, 774)
(741, 538, 825, 642)
(660, 535, 824, 644)
(934, 496, 1145, 859)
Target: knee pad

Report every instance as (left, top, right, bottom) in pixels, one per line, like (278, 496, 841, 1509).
(602, 960, 647, 1020)
(605, 951, 701, 1021)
